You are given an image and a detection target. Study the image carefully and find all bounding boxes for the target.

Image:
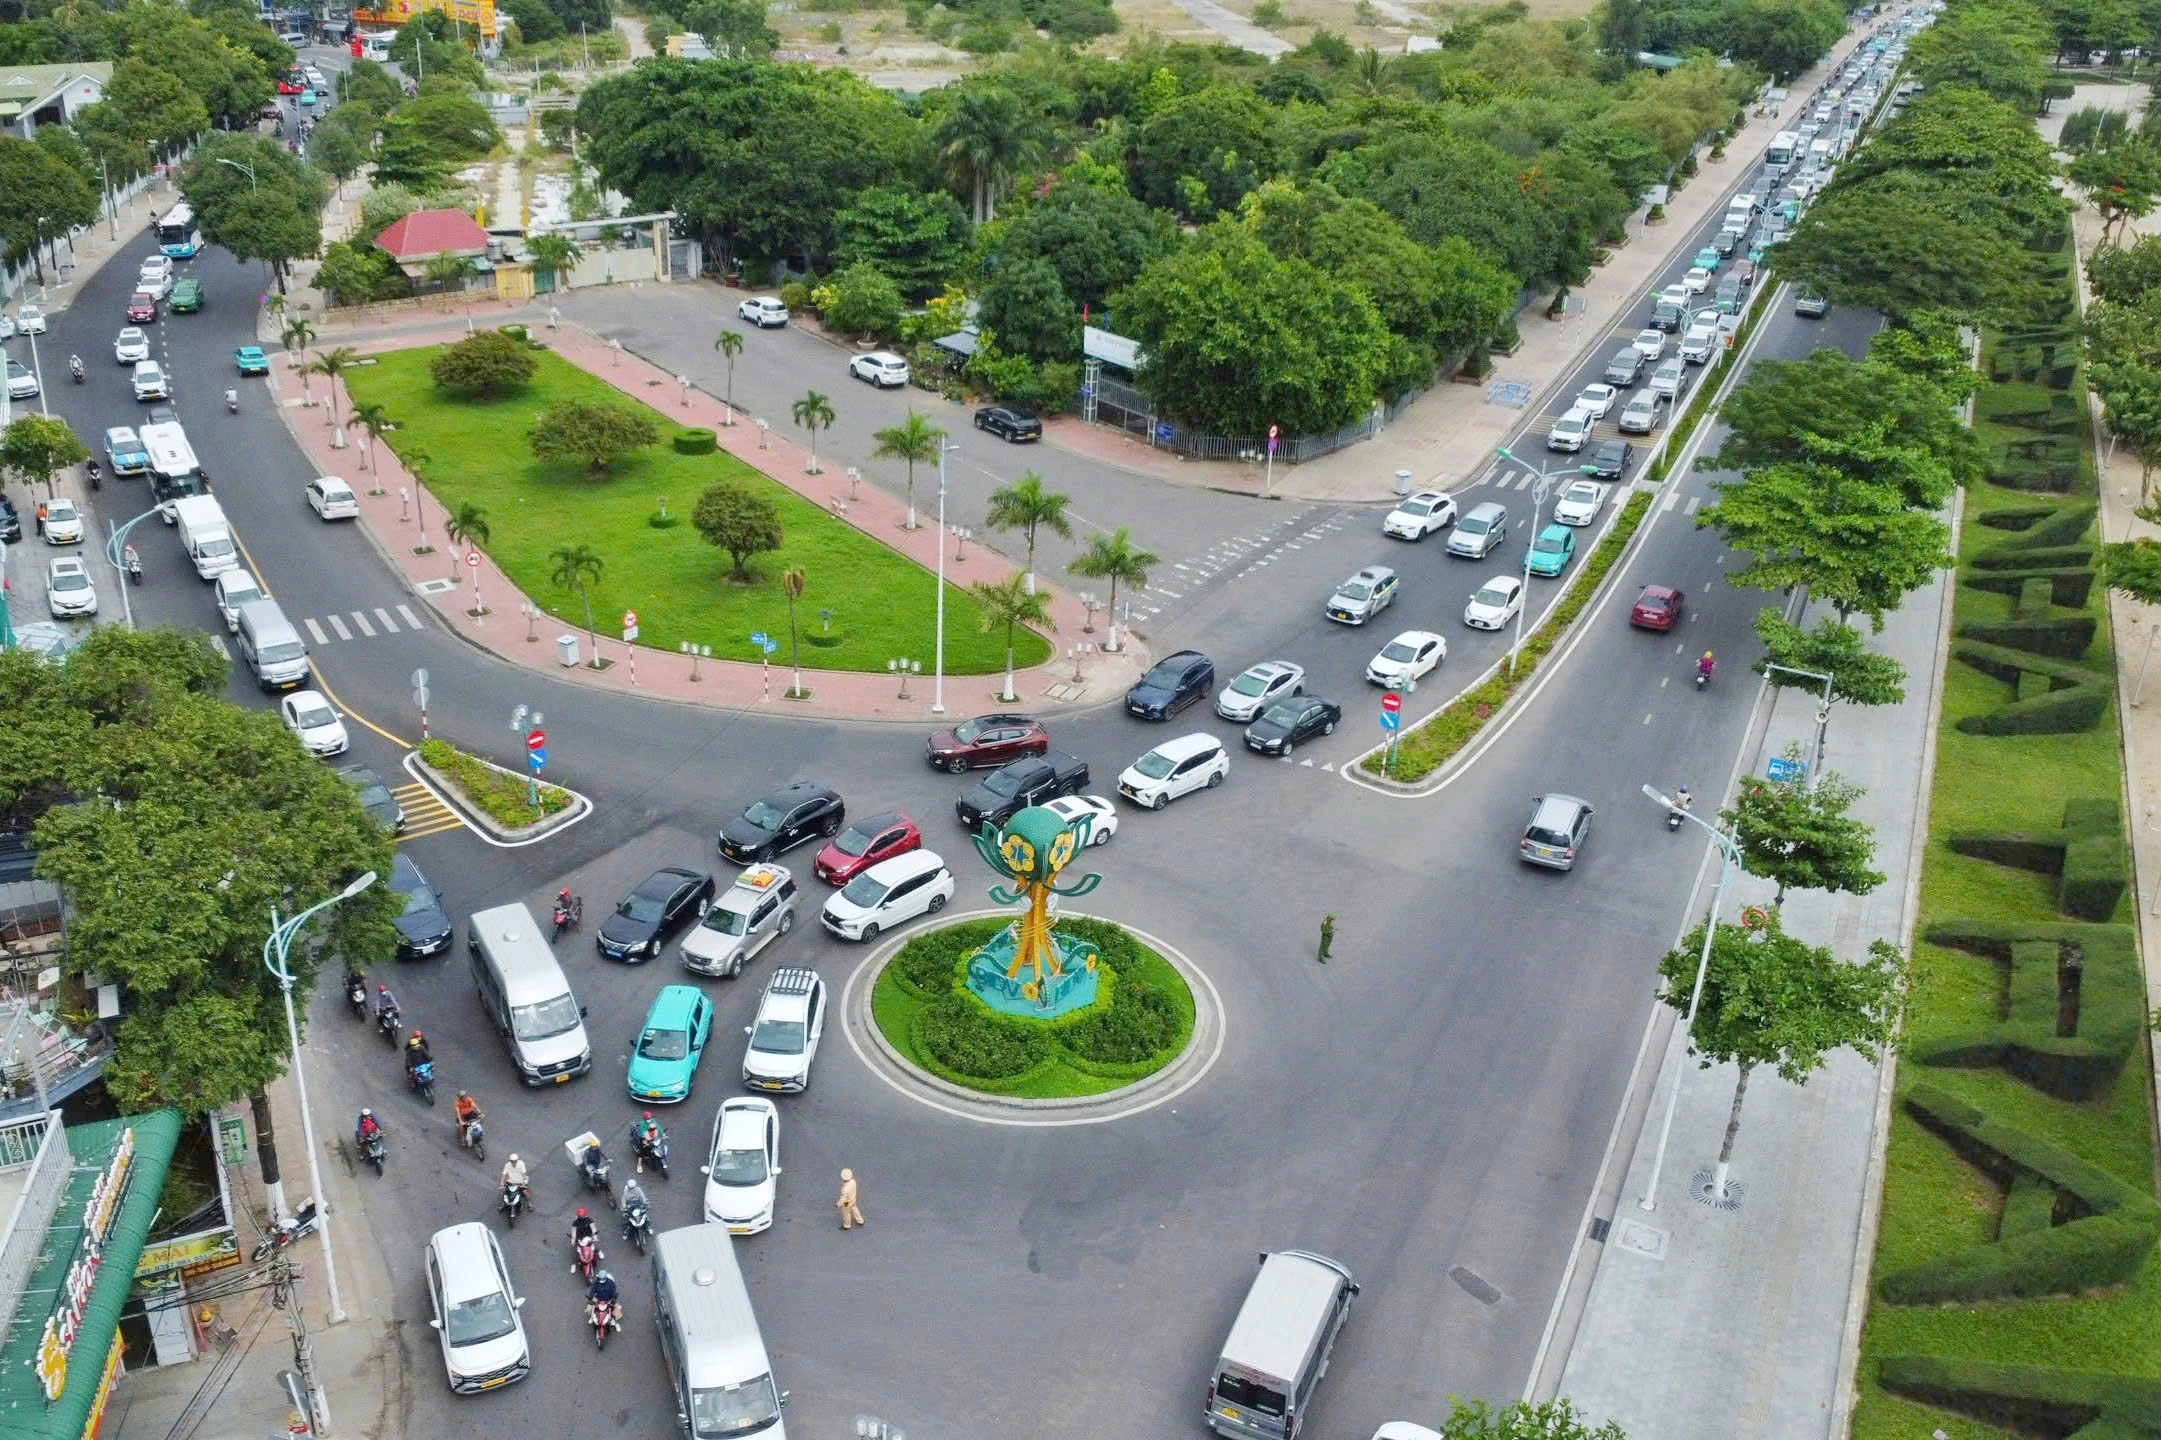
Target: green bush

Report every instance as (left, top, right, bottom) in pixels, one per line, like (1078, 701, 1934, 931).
(647, 511, 681, 530)
(1060, 981, 1178, 1063)
(673, 428, 717, 455)
(778, 280, 812, 314)
(1970, 544, 2093, 572)
(915, 992, 1050, 1079)
(1879, 1353, 2161, 1435)
(498, 323, 529, 341)
(418, 737, 573, 827)
(1955, 684, 2111, 736)
(1975, 505, 2060, 533)
(1963, 569, 2097, 608)
(1918, 922, 2144, 1102)
(889, 917, 1001, 995)
(1953, 618, 2097, 658)
(803, 628, 846, 648)
(2060, 833, 2128, 923)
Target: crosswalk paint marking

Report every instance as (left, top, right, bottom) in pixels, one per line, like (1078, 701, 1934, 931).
(1684, 496, 1701, 516)
(397, 604, 423, 629)
(350, 610, 375, 637)
(373, 607, 398, 632)
(304, 617, 329, 645)
(207, 634, 229, 659)
(327, 613, 352, 640)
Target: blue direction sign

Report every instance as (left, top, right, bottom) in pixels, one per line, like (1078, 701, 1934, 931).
(1379, 711, 1399, 732)
(528, 748, 547, 770)
(749, 631, 777, 656)
(1765, 755, 1805, 784)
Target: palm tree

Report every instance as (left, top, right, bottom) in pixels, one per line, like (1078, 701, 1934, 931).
(352, 400, 390, 473)
(307, 345, 361, 431)
(550, 543, 604, 661)
(871, 409, 946, 529)
(781, 566, 807, 698)
(791, 389, 835, 476)
(970, 572, 1056, 703)
(283, 318, 316, 403)
(265, 291, 286, 329)
(424, 252, 470, 295)
(526, 232, 584, 291)
(1352, 45, 1398, 97)
(984, 471, 1073, 594)
(930, 84, 1038, 224)
(1067, 526, 1158, 654)
(445, 501, 490, 580)
(714, 329, 744, 424)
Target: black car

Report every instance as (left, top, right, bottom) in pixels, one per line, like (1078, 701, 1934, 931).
(1602, 349, 1644, 387)
(388, 852, 454, 960)
(719, 782, 846, 863)
(956, 751, 1091, 831)
(1588, 438, 1636, 481)
(1243, 696, 1342, 757)
(598, 865, 718, 962)
(1650, 300, 1683, 333)
(974, 406, 1042, 443)
(1125, 650, 1215, 720)
(0, 494, 19, 543)
(337, 765, 404, 832)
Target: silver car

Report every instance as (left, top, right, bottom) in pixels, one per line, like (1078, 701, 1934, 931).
(1520, 793, 1593, 871)
(1617, 389, 1661, 435)
(681, 863, 797, 978)
(1215, 660, 1305, 721)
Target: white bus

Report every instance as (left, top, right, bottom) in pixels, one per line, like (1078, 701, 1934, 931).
(140, 422, 208, 519)
(1765, 130, 1801, 169)
(155, 202, 199, 259)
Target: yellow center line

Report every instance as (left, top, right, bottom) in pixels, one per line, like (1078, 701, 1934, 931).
(227, 528, 412, 750)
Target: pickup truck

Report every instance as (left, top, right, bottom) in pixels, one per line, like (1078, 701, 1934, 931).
(956, 751, 1091, 832)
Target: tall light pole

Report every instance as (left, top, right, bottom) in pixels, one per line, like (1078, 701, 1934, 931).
(216, 156, 259, 191)
(262, 868, 378, 1334)
(931, 437, 957, 715)
(1637, 783, 1742, 1212)
(22, 324, 48, 417)
(1493, 447, 1599, 676)
(104, 503, 164, 631)
(1763, 661, 1834, 791)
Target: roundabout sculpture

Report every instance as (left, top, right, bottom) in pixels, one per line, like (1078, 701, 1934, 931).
(965, 805, 1105, 1018)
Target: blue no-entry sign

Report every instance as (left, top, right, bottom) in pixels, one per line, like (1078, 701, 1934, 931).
(1766, 755, 1805, 784)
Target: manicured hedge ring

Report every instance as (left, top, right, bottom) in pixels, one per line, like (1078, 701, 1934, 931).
(674, 428, 717, 455)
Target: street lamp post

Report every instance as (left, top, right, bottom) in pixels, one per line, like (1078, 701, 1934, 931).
(1763, 662, 1834, 791)
(262, 869, 379, 1339)
(932, 438, 957, 715)
(216, 157, 260, 191)
(1493, 447, 1600, 677)
(1637, 783, 1743, 1212)
(104, 503, 165, 631)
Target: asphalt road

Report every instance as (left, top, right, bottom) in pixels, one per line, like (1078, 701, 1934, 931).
(0, 84, 1891, 1439)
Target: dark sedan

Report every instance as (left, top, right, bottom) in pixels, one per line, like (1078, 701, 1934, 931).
(388, 853, 454, 960)
(956, 751, 1090, 831)
(1587, 439, 1636, 481)
(598, 866, 719, 962)
(926, 713, 1049, 773)
(1243, 696, 1342, 757)
(337, 765, 404, 833)
(0, 494, 19, 544)
(1125, 650, 1215, 721)
(974, 406, 1042, 443)
(719, 782, 846, 864)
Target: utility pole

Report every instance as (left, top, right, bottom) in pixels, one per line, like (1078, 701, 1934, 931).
(270, 1256, 333, 1436)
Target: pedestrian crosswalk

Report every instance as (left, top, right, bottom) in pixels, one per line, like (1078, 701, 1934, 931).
(1135, 508, 1354, 620)
(202, 600, 428, 659)
(393, 779, 464, 841)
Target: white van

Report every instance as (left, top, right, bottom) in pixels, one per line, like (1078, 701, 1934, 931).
(468, 902, 592, 1085)
(1205, 1250, 1359, 1439)
(234, 597, 310, 691)
(172, 495, 237, 580)
(653, 1225, 788, 1440)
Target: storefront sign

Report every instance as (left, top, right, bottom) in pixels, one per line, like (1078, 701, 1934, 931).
(133, 1228, 240, 1283)
(37, 1128, 136, 1403)
(78, 1331, 121, 1439)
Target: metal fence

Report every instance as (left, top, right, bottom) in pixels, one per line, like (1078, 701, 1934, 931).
(1080, 373, 1393, 465)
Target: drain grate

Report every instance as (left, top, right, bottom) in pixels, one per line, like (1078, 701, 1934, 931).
(415, 578, 457, 595)
(1588, 1217, 1611, 1244)
(1690, 1171, 1747, 1212)
(1449, 1266, 1502, 1306)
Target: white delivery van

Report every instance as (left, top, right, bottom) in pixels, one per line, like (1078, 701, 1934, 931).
(171, 495, 238, 580)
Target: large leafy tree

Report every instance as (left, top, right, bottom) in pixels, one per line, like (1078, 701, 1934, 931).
(2069, 141, 2161, 244)
(1718, 0, 1844, 80)
(692, 481, 784, 581)
(2088, 233, 2161, 305)
(1431, 1398, 1626, 1440)
(0, 137, 97, 282)
(400, 92, 503, 164)
(530, 401, 662, 478)
(1720, 755, 1885, 905)
(181, 133, 327, 293)
(928, 81, 1044, 225)
(828, 185, 969, 301)
(1751, 610, 1909, 709)
(1843, 84, 2062, 232)
(979, 256, 1078, 363)
(1133, 83, 1280, 217)
(682, 0, 779, 57)
(1115, 229, 1393, 436)
(1772, 172, 2039, 326)
(371, 114, 450, 191)
(0, 414, 90, 498)
(1320, 129, 1544, 284)
(992, 180, 1178, 313)
(1908, 0, 2051, 111)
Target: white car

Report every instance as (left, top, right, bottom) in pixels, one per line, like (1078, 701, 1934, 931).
(1117, 732, 1229, 810)
(1215, 659, 1304, 721)
(306, 475, 359, 520)
(39, 498, 84, 545)
(6, 360, 39, 400)
(1382, 489, 1457, 540)
(1574, 383, 1619, 420)
(819, 849, 953, 942)
(15, 301, 46, 335)
(1039, 793, 1117, 846)
(1552, 479, 1608, 527)
(0, 314, 13, 340)
(280, 690, 349, 756)
(701, 1096, 780, 1235)
(1632, 328, 1668, 360)
(131, 360, 168, 401)
(423, 1222, 532, 1396)
(1365, 629, 1446, 687)
(114, 327, 150, 364)
(215, 570, 267, 632)
(737, 296, 789, 328)
(1680, 323, 1717, 364)
(1545, 406, 1593, 452)
(741, 966, 826, 1094)
(849, 351, 910, 388)
(139, 254, 173, 285)
(1658, 283, 1689, 310)
(46, 556, 97, 618)
(1462, 575, 1521, 631)
(135, 269, 171, 301)
(1681, 266, 1713, 294)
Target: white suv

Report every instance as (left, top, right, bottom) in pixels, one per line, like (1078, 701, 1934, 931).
(1117, 733, 1229, 810)
(424, 1222, 532, 1395)
(1382, 490, 1456, 540)
(849, 351, 910, 388)
(131, 360, 169, 401)
(821, 850, 953, 941)
(738, 296, 789, 328)
(741, 967, 826, 1094)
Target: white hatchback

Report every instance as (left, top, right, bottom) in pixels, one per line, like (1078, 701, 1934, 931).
(15, 301, 46, 334)
(1365, 629, 1446, 686)
(306, 475, 359, 520)
(1117, 732, 1228, 809)
(280, 690, 349, 756)
(702, 1096, 780, 1235)
(820, 849, 953, 941)
(849, 351, 910, 388)
(1462, 575, 1521, 631)
(114, 327, 150, 364)
(46, 556, 97, 618)
(39, 498, 83, 545)
(738, 296, 789, 328)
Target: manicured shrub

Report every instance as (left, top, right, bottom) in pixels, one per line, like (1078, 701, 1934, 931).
(1970, 545, 2093, 572)
(1953, 618, 2096, 658)
(1060, 981, 1178, 1064)
(2060, 833, 2127, 923)
(1962, 570, 2096, 608)
(1915, 922, 2143, 1100)
(673, 428, 717, 455)
(889, 918, 1000, 995)
(1957, 685, 2111, 736)
(1879, 1352, 2161, 1432)
(915, 992, 1049, 1080)
(1976, 505, 2058, 532)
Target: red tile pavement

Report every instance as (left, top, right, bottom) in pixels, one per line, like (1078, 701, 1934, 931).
(264, 315, 1150, 724)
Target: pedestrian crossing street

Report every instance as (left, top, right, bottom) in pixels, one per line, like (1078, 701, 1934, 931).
(393, 779, 464, 841)
(1135, 507, 1356, 618)
(200, 600, 428, 659)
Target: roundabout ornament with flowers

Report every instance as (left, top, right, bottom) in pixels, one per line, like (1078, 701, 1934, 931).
(963, 805, 1106, 1017)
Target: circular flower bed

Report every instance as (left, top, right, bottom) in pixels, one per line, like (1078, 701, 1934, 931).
(870, 916, 1194, 1098)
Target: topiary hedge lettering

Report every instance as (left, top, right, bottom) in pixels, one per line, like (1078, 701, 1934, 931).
(1950, 641, 2111, 735)
(1915, 920, 2142, 1101)
(1879, 1354, 2161, 1435)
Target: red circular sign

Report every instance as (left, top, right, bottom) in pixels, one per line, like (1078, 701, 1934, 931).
(526, 728, 545, 751)
(623, 609, 639, 627)
(464, 549, 480, 568)
(1268, 423, 1279, 440)
(1380, 692, 1401, 713)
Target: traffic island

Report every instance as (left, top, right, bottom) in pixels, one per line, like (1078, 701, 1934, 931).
(407, 738, 592, 847)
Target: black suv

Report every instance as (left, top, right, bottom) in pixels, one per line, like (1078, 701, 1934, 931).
(1587, 438, 1635, 480)
(719, 782, 845, 864)
(956, 751, 1090, 831)
(1650, 299, 1684, 332)
(974, 406, 1042, 443)
(1602, 349, 1645, 387)
(1125, 650, 1215, 720)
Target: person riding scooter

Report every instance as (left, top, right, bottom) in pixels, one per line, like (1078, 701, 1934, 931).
(354, 1108, 383, 1147)
(453, 1090, 482, 1145)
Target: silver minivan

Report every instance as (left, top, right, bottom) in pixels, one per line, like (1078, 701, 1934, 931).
(234, 597, 310, 691)
(467, 901, 593, 1085)
(1205, 1249, 1359, 1439)
(1446, 502, 1509, 559)
(654, 1224, 788, 1440)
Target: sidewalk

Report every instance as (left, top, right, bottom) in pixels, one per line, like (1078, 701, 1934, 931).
(1042, 23, 1883, 505)
(8, 172, 176, 321)
(1548, 552, 1956, 1435)
(275, 313, 1150, 723)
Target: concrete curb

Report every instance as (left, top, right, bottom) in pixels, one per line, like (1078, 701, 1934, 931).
(838, 908, 1226, 1127)
(401, 748, 593, 848)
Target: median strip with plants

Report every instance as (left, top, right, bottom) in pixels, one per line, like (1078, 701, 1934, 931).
(1361, 490, 1652, 784)
(417, 738, 574, 829)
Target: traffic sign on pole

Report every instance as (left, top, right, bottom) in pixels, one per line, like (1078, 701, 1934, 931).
(1765, 755, 1805, 784)
(526, 727, 545, 751)
(1379, 711, 1399, 732)
(464, 550, 479, 569)
(1380, 691, 1402, 714)
(528, 748, 547, 770)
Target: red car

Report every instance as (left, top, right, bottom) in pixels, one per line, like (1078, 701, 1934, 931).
(277, 73, 304, 94)
(924, 713, 1049, 773)
(812, 811, 922, 885)
(126, 291, 158, 324)
(1630, 584, 1685, 631)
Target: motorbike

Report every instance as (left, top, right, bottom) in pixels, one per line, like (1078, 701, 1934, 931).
(1695, 661, 1714, 691)
(574, 1230, 601, 1281)
(622, 1195, 653, 1256)
(360, 1127, 386, 1176)
(580, 1150, 618, 1209)
(1667, 793, 1691, 832)
(586, 1295, 622, 1350)
(69, 356, 83, 384)
(345, 972, 368, 1021)
(376, 1001, 401, 1045)
(460, 1113, 486, 1161)
(251, 1199, 320, 1261)
(500, 1180, 527, 1228)
(634, 1129, 670, 1179)
(125, 551, 143, 587)
(225, 388, 238, 414)
(85, 461, 100, 492)
(550, 894, 583, 943)
(408, 1058, 436, 1105)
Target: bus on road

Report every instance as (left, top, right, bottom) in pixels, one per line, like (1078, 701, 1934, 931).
(155, 203, 199, 259)
(1765, 130, 1800, 170)
(141, 422, 208, 518)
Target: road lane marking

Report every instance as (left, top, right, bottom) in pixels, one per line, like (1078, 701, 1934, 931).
(1684, 496, 1700, 516)
(304, 616, 328, 645)
(373, 606, 397, 632)
(207, 634, 229, 658)
(397, 603, 423, 629)
(350, 610, 375, 636)
(1662, 485, 1683, 513)
(328, 613, 352, 640)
